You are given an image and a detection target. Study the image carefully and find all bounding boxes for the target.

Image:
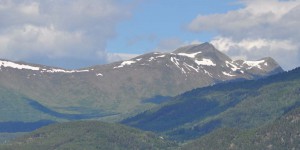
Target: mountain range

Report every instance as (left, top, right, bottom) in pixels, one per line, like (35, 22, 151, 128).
(1, 42, 299, 149)
(1, 67, 299, 149)
(0, 43, 283, 126)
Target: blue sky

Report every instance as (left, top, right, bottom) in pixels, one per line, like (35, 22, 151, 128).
(0, 0, 299, 70)
(107, 0, 242, 54)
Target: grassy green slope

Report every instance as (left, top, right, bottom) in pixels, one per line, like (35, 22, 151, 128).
(0, 121, 177, 150)
(122, 67, 300, 141)
(0, 84, 116, 123)
(0, 86, 56, 122)
(0, 133, 26, 144)
(181, 106, 300, 150)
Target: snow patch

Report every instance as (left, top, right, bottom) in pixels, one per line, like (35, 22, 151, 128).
(96, 73, 103, 76)
(156, 55, 166, 58)
(204, 70, 213, 77)
(170, 57, 180, 68)
(0, 60, 88, 73)
(226, 61, 240, 71)
(114, 60, 136, 69)
(244, 60, 265, 69)
(148, 57, 155, 61)
(222, 72, 236, 77)
(181, 68, 187, 74)
(0, 60, 40, 71)
(195, 59, 216, 66)
(177, 51, 202, 58)
(46, 69, 89, 73)
(171, 57, 187, 74)
(183, 63, 199, 72)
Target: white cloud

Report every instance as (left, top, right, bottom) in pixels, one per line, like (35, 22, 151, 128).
(155, 38, 184, 52)
(189, 40, 202, 45)
(212, 37, 297, 52)
(106, 53, 139, 63)
(188, 0, 300, 70)
(19, 2, 39, 15)
(188, 0, 300, 39)
(154, 38, 203, 52)
(0, 24, 88, 59)
(211, 36, 299, 70)
(0, 0, 132, 69)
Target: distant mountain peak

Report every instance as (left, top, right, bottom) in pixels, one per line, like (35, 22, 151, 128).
(173, 42, 216, 53)
(173, 43, 232, 62)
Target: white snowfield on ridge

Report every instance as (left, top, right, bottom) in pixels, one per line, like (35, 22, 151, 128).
(0, 60, 89, 73)
(112, 49, 269, 77)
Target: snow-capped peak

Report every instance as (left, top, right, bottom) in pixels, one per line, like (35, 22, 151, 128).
(195, 58, 216, 66)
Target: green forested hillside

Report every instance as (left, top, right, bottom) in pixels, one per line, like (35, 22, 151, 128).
(1, 106, 299, 150)
(181, 106, 300, 150)
(122, 67, 300, 141)
(0, 121, 177, 150)
(0, 86, 55, 122)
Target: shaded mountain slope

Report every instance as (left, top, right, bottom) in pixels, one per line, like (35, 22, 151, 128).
(181, 106, 300, 150)
(122, 67, 300, 141)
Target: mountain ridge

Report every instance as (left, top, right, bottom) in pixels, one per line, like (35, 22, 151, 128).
(0, 43, 283, 123)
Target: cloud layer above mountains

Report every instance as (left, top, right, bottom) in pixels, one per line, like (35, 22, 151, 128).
(188, 0, 300, 70)
(0, 0, 132, 68)
(0, 0, 299, 70)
